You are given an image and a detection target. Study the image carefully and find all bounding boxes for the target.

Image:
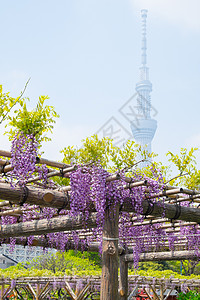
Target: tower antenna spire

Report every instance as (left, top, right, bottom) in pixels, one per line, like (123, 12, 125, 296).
(141, 9, 148, 66)
(131, 9, 157, 161)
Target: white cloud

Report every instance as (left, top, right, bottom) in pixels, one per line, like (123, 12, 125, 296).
(130, 0, 200, 32)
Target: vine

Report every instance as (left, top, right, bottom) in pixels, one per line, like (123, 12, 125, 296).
(0, 132, 199, 269)
(10, 132, 38, 187)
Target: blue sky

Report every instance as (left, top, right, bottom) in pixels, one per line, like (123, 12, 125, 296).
(0, 0, 200, 168)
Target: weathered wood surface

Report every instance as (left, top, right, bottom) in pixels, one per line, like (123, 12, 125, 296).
(0, 182, 69, 208)
(26, 165, 76, 183)
(100, 204, 119, 300)
(0, 213, 97, 238)
(0, 149, 70, 169)
(0, 237, 197, 264)
(119, 255, 128, 300)
(9, 238, 102, 252)
(0, 182, 200, 223)
(123, 199, 200, 223)
(124, 250, 200, 262)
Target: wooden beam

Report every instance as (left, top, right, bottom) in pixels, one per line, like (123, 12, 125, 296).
(26, 165, 76, 183)
(124, 250, 199, 262)
(2, 238, 197, 263)
(123, 199, 200, 223)
(0, 182, 69, 208)
(1, 182, 200, 224)
(0, 149, 70, 169)
(0, 213, 97, 238)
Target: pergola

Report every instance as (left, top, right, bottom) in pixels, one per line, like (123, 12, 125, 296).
(0, 149, 200, 300)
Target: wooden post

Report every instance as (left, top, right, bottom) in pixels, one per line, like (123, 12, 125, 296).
(160, 284, 164, 300)
(36, 283, 40, 300)
(0, 284, 4, 300)
(119, 255, 128, 300)
(14, 289, 17, 300)
(100, 203, 119, 300)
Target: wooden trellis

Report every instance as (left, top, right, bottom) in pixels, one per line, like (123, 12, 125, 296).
(0, 276, 99, 300)
(0, 149, 200, 299)
(0, 275, 199, 300)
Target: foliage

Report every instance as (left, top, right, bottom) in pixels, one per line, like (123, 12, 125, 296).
(61, 135, 150, 171)
(178, 260, 200, 276)
(6, 95, 59, 145)
(0, 265, 101, 279)
(178, 291, 200, 300)
(27, 250, 101, 275)
(0, 81, 200, 278)
(61, 135, 200, 190)
(129, 268, 200, 279)
(137, 261, 169, 272)
(56, 136, 200, 270)
(0, 264, 54, 279)
(60, 134, 169, 180)
(166, 147, 200, 189)
(2, 262, 200, 280)
(165, 147, 200, 275)
(136, 260, 200, 276)
(0, 84, 27, 125)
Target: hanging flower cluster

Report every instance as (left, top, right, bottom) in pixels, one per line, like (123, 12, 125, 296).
(1, 133, 199, 268)
(10, 132, 38, 187)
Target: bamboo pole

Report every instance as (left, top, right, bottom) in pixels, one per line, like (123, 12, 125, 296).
(0, 149, 70, 169)
(26, 165, 76, 183)
(0, 208, 23, 216)
(123, 198, 200, 223)
(0, 201, 12, 208)
(167, 194, 200, 204)
(0, 159, 10, 166)
(147, 187, 198, 200)
(131, 219, 197, 228)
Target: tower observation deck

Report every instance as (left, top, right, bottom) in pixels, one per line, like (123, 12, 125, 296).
(131, 9, 157, 154)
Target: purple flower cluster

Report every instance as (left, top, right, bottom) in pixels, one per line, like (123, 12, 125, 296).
(69, 165, 172, 267)
(37, 164, 49, 185)
(5, 140, 200, 269)
(70, 165, 92, 221)
(10, 132, 38, 187)
(9, 237, 16, 252)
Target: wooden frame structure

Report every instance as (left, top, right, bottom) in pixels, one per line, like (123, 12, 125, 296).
(0, 149, 200, 299)
(0, 275, 199, 300)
